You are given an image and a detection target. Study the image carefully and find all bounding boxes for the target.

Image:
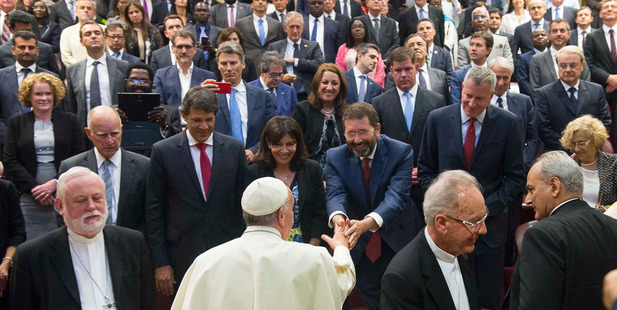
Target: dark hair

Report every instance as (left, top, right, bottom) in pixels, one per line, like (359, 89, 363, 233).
(308, 63, 347, 116)
(550, 18, 571, 31)
(124, 0, 154, 42)
(345, 17, 370, 47)
(343, 102, 379, 128)
(30, 0, 50, 25)
(488, 7, 502, 17)
(258, 51, 286, 72)
(470, 31, 494, 49)
(79, 20, 104, 38)
(171, 29, 196, 46)
(105, 22, 126, 35)
(180, 86, 218, 115)
(126, 62, 155, 80)
(8, 10, 35, 30)
(11, 30, 38, 46)
(404, 33, 428, 51)
(217, 27, 245, 47)
(170, 0, 194, 22)
(254, 117, 308, 171)
(390, 46, 416, 63)
(506, 0, 527, 14)
(163, 14, 184, 30)
(416, 17, 435, 28)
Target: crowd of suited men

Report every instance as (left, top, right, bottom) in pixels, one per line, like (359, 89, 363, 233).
(2, 0, 617, 307)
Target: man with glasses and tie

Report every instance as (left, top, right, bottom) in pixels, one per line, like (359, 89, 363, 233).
(105, 23, 141, 64)
(381, 170, 486, 310)
(418, 66, 525, 310)
(248, 51, 297, 116)
(325, 102, 423, 310)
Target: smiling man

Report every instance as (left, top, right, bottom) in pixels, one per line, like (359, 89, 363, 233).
(344, 43, 383, 104)
(10, 166, 154, 309)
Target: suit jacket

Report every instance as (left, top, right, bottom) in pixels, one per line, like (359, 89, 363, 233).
(0, 179, 25, 267)
(450, 64, 470, 105)
(150, 1, 170, 27)
(381, 230, 480, 310)
(430, 45, 453, 80)
(3, 111, 86, 194)
(516, 50, 537, 96)
(418, 104, 525, 248)
(358, 15, 399, 59)
(344, 69, 382, 104)
(153, 65, 217, 107)
(512, 20, 550, 57)
(118, 51, 142, 64)
(185, 23, 223, 48)
(64, 55, 129, 127)
(234, 15, 285, 70)
(0, 41, 61, 76)
(510, 199, 617, 310)
(266, 38, 325, 93)
(334, 0, 363, 18)
(325, 135, 423, 262)
(10, 226, 155, 310)
(49, 0, 75, 30)
(58, 148, 149, 230)
(398, 5, 445, 48)
(533, 79, 612, 150)
(585, 26, 617, 108)
(544, 7, 577, 31)
(214, 82, 276, 153)
(529, 49, 591, 90)
(209, 2, 253, 28)
(146, 131, 247, 285)
(38, 21, 62, 53)
(384, 69, 449, 105)
(150, 44, 210, 72)
(246, 159, 326, 240)
(247, 78, 298, 116)
(269, 10, 286, 23)
(505, 92, 539, 170)
(331, 12, 350, 37)
(457, 34, 512, 68)
(301, 16, 343, 63)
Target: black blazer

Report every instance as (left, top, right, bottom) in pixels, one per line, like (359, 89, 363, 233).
(333, 0, 363, 18)
(505, 92, 539, 170)
(512, 20, 549, 57)
(292, 100, 345, 160)
(398, 5, 445, 48)
(3, 110, 86, 194)
(58, 149, 150, 231)
(0, 180, 25, 264)
(49, 0, 76, 30)
(246, 159, 326, 241)
(150, 44, 211, 72)
(381, 230, 480, 310)
(10, 226, 155, 310)
(38, 21, 62, 53)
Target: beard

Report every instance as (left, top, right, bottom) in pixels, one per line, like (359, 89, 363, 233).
(64, 209, 108, 237)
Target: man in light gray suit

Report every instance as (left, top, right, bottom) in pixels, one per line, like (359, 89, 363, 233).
(209, 0, 252, 28)
(529, 18, 590, 90)
(64, 21, 128, 127)
(457, 7, 512, 68)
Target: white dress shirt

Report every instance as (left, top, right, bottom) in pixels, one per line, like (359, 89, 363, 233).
(415, 4, 430, 19)
(285, 38, 301, 69)
(549, 198, 581, 216)
(581, 167, 599, 208)
(325, 11, 336, 19)
(95, 148, 122, 223)
(186, 129, 214, 200)
(417, 63, 432, 90)
(252, 13, 269, 41)
(551, 4, 564, 19)
(367, 12, 380, 30)
(491, 93, 508, 110)
(107, 48, 125, 59)
(576, 26, 590, 49)
(85, 54, 112, 110)
(275, 9, 287, 22)
(550, 46, 560, 77)
(352, 66, 367, 97)
(225, 81, 249, 144)
(397, 83, 419, 115)
(68, 229, 116, 310)
(337, 0, 350, 15)
(560, 79, 580, 99)
(603, 24, 617, 51)
(177, 63, 194, 102)
(168, 44, 177, 65)
(461, 106, 485, 147)
(142, 0, 153, 20)
(15, 62, 36, 87)
(308, 15, 325, 57)
(227, 2, 238, 26)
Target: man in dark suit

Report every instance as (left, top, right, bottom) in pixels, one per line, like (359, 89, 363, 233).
(333, 0, 363, 17)
(451, 31, 493, 104)
(58, 106, 150, 231)
(209, 0, 252, 28)
(154, 30, 217, 108)
(146, 86, 247, 298)
(248, 51, 298, 116)
(568, 6, 594, 49)
(234, 0, 285, 72)
(544, 0, 577, 30)
(323, 0, 350, 35)
(510, 151, 617, 310)
(381, 170, 485, 310)
(403, 34, 450, 103)
(185, 2, 223, 52)
(104, 23, 141, 64)
(326, 102, 423, 310)
(374, 46, 445, 212)
(0, 11, 60, 75)
(301, 0, 343, 63)
(149, 0, 171, 27)
(151, 15, 212, 72)
(344, 43, 383, 104)
(269, 0, 289, 23)
(418, 66, 525, 310)
(457, 8, 513, 68)
(416, 18, 453, 80)
(49, 0, 76, 30)
(534, 45, 611, 151)
(64, 21, 129, 128)
(10, 166, 155, 309)
(398, 0, 445, 48)
(267, 12, 325, 100)
(516, 28, 548, 96)
(489, 8, 514, 47)
(358, 0, 398, 62)
(512, 0, 549, 57)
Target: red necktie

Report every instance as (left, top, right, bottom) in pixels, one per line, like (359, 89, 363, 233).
(196, 143, 212, 198)
(464, 118, 476, 169)
(362, 158, 381, 263)
(1, 16, 10, 44)
(610, 29, 617, 63)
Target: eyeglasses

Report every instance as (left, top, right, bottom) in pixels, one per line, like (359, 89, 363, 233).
(344, 127, 375, 140)
(558, 63, 580, 70)
(126, 79, 150, 84)
(267, 72, 284, 78)
(569, 140, 591, 148)
(444, 212, 488, 233)
(107, 35, 124, 40)
(174, 44, 195, 50)
(473, 14, 487, 20)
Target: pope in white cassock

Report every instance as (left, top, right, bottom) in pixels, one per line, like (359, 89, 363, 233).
(171, 177, 356, 310)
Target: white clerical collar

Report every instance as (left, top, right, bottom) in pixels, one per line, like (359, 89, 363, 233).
(244, 225, 282, 238)
(68, 227, 105, 244)
(425, 227, 457, 263)
(94, 147, 121, 169)
(549, 198, 581, 216)
(186, 126, 214, 147)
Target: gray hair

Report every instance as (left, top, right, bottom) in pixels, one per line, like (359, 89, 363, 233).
(179, 85, 218, 115)
(357, 43, 381, 55)
(424, 170, 482, 225)
(464, 66, 497, 92)
(556, 45, 585, 63)
(489, 56, 514, 74)
(216, 41, 245, 62)
(76, 0, 96, 10)
(284, 11, 304, 26)
(57, 167, 103, 202)
(258, 51, 286, 72)
(472, 6, 489, 17)
(535, 151, 583, 195)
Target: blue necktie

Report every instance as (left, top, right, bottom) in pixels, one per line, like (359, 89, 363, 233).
(358, 75, 366, 102)
(112, 51, 120, 59)
(311, 18, 318, 41)
(258, 19, 266, 46)
(568, 87, 578, 113)
(200, 26, 207, 41)
(403, 92, 413, 131)
(229, 88, 244, 144)
(343, 0, 349, 17)
(555, 7, 560, 19)
(102, 160, 115, 224)
(534, 22, 540, 30)
(419, 8, 425, 19)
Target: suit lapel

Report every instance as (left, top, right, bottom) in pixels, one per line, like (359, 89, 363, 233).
(217, 93, 232, 128)
(177, 133, 206, 203)
(50, 227, 81, 304)
(103, 228, 124, 301)
(78, 62, 87, 105)
(107, 56, 117, 100)
(450, 106, 466, 165)
(387, 89, 408, 135)
(471, 106, 496, 167)
(171, 67, 183, 102)
(345, 150, 369, 212)
(553, 81, 576, 115)
(245, 83, 255, 134)
(419, 233, 457, 309)
(369, 137, 389, 207)
(576, 81, 588, 114)
(7, 66, 18, 100)
(117, 149, 135, 223)
(543, 51, 557, 80)
(208, 132, 225, 196)
(346, 71, 358, 102)
(460, 254, 480, 309)
(410, 88, 427, 135)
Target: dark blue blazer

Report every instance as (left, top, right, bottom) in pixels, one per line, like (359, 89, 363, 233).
(512, 20, 550, 58)
(150, 1, 170, 27)
(121, 51, 142, 64)
(333, 0, 363, 18)
(38, 22, 62, 53)
(344, 69, 382, 104)
(214, 82, 276, 153)
(247, 78, 298, 116)
(533, 79, 612, 151)
(301, 16, 343, 63)
(516, 50, 537, 96)
(325, 135, 422, 262)
(153, 66, 217, 107)
(505, 92, 539, 170)
(430, 45, 453, 81)
(450, 64, 470, 105)
(296, 0, 309, 16)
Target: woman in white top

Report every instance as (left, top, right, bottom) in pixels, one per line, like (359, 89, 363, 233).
(501, 0, 531, 35)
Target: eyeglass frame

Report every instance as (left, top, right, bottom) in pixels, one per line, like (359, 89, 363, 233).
(569, 139, 591, 149)
(344, 127, 375, 140)
(443, 212, 488, 233)
(125, 78, 151, 85)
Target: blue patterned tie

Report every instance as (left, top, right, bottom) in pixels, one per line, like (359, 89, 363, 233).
(568, 87, 578, 113)
(419, 8, 425, 19)
(229, 88, 244, 144)
(258, 19, 266, 46)
(311, 18, 318, 41)
(418, 68, 427, 88)
(555, 7, 560, 19)
(358, 75, 366, 102)
(403, 91, 413, 131)
(112, 52, 120, 59)
(343, 0, 349, 16)
(102, 160, 115, 224)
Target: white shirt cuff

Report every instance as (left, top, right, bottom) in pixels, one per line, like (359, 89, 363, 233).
(366, 212, 383, 231)
(328, 211, 347, 228)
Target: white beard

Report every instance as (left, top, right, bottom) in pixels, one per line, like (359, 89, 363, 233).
(64, 209, 108, 237)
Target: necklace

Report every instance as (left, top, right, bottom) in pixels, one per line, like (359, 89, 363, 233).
(275, 170, 294, 181)
(320, 107, 335, 114)
(580, 158, 598, 166)
(68, 238, 116, 309)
